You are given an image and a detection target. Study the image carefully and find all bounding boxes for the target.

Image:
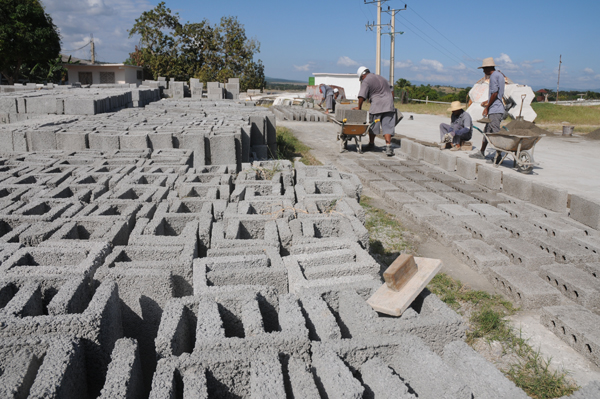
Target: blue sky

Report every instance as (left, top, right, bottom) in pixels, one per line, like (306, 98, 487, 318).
(46, 0, 600, 90)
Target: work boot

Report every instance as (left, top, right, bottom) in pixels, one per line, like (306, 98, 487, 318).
(385, 145, 394, 157)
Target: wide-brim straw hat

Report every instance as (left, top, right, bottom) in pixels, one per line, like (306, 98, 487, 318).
(478, 57, 496, 69)
(447, 101, 463, 112)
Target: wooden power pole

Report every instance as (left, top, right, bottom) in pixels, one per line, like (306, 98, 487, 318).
(555, 55, 562, 104)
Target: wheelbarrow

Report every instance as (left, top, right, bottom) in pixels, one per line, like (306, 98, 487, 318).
(473, 126, 543, 174)
(330, 109, 403, 154)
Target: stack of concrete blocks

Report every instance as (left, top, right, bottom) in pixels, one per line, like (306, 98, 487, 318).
(190, 78, 204, 98)
(226, 78, 240, 100)
(207, 82, 225, 100)
(270, 105, 328, 122)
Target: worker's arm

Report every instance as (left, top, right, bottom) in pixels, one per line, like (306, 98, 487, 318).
(353, 97, 365, 110)
(483, 92, 498, 117)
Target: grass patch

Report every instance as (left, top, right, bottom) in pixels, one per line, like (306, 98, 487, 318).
(532, 103, 600, 126)
(361, 100, 452, 116)
(427, 274, 579, 398)
(360, 196, 414, 266)
(275, 126, 321, 165)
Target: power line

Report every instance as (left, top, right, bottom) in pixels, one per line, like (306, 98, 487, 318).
(408, 7, 476, 65)
(396, 13, 477, 71)
(62, 41, 92, 52)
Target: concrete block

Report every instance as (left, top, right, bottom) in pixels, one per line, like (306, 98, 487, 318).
(403, 203, 444, 223)
(468, 203, 511, 221)
(360, 357, 415, 399)
(540, 265, 600, 313)
(456, 158, 478, 180)
(414, 191, 450, 209)
(442, 191, 480, 207)
(494, 238, 555, 270)
(499, 218, 547, 240)
(312, 346, 365, 398)
(530, 181, 568, 213)
(477, 165, 502, 190)
(452, 239, 510, 273)
(438, 151, 456, 172)
(422, 146, 440, 165)
(530, 235, 599, 264)
(437, 204, 480, 221)
(423, 218, 472, 246)
(384, 191, 418, 210)
(56, 132, 89, 151)
(89, 133, 120, 150)
(335, 109, 367, 124)
(502, 173, 532, 201)
(98, 338, 143, 399)
(489, 266, 562, 309)
(541, 305, 600, 367)
(181, 132, 206, 168)
(463, 218, 511, 244)
(570, 194, 600, 230)
(408, 142, 424, 161)
(120, 133, 149, 150)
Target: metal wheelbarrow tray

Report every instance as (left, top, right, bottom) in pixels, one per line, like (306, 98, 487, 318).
(330, 109, 403, 154)
(484, 132, 544, 173)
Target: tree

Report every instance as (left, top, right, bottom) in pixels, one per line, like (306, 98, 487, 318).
(0, 0, 61, 84)
(128, 2, 265, 91)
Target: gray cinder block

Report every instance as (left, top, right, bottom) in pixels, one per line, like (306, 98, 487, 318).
(570, 194, 600, 230)
(489, 266, 562, 309)
(477, 165, 502, 190)
(438, 151, 456, 172)
(530, 181, 568, 213)
(422, 146, 440, 165)
(540, 265, 600, 313)
(502, 173, 532, 201)
(456, 157, 477, 180)
(56, 132, 89, 151)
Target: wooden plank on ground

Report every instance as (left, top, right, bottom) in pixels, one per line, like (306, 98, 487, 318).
(367, 257, 442, 317)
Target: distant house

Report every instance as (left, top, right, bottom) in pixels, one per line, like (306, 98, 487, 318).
(312, 73, 363, 100)
(536, 89, 549, 103)
(62, 55, 143, 85)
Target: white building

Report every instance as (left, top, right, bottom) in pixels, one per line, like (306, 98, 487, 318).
(313, 73, 363, 100)
(62, 55, 143, 85)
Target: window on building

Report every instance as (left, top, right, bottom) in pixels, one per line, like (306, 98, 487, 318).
(78, 72, 93, 85)
(137, 70, 143, 80)
(100, 72, 115, 84)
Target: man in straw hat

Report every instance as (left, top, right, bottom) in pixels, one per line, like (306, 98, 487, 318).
(470, 57, 505, 160)
(439, 101, 472, 151)
(353, 66, 396, 156)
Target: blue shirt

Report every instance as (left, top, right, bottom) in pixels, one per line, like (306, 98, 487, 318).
(357, 73, 395, 114)
(451, 111, 473, 135)
(488, 71, 505, 115)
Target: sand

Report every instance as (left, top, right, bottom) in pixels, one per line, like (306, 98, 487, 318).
(504, 120, 550, 136)
(587, 129, 600, 140)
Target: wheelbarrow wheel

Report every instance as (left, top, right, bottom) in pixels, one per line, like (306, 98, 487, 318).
(516, 150, 533, 174)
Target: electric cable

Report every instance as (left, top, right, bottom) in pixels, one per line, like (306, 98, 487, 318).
(62, 41, 92, 52)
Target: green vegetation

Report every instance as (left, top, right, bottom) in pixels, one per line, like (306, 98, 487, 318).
(428, 274, 579, 399)
(275, 127, 320, 165)
(360, 196, 415, 267)
(0, 0, 61, 84)
(128, 2, 264, 90)
(394, 78, 471, 103)
(265, 82, 306, 91)
(532, 103, 600, 125)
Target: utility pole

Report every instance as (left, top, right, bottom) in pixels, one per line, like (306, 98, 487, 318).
(365, 0, 390, 75)
(383, 4, 406, 89)
(90, 34, 95, 64)
(555, 55, 562, 104)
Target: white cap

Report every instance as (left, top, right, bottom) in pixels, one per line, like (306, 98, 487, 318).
(357, 66, 369, 80)
(333, 88, 339, 93)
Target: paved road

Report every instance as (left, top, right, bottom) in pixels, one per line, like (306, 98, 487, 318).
(397, 112, 600, 197)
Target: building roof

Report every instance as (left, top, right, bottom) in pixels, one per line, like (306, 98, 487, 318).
(313, 73, 357, 77)
(60, 54, 141, 68)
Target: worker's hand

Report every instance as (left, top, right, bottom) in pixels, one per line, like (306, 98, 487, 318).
(482, 108, 489, 117)
(481, 100, 489, 107)
(352, 107, 359, 110)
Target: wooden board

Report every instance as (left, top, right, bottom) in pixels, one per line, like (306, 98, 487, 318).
(383, 254, 418, 292)
(367, 257, 443, 317)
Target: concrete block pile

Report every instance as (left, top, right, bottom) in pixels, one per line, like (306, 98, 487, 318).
(0, 87, 161, 124)
(270, 105, 328, 122)
(333, 138, 600, 369)
(0, 146, 531, 399)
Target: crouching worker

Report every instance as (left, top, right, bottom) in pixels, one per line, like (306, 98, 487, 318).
(319, 84, 335, 114)
(439, 101, 472, 151)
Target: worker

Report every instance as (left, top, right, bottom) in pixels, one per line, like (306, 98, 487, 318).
(470, 57, 505, 160)
(439, 101, 472, 151)
(319, 84, 335, 114)
(333, 88, 340, 101)
(353, 66, 396, 156)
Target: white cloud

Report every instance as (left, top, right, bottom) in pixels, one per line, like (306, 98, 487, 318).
(496, 53, 519, 71)
(451, 63, 467, 71)
(293, 64, 312, 72)
(337, 56, 358, 67)
(395, 60, 413, 69)
(420, 59, 444, 72)
(584, 67, 595, 74)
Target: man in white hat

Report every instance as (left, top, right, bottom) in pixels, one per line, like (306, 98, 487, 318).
(319, 84, 335, 114)
(439, 101, 472, 151)
(353, 66, 396, 156)
(470, 57, 505, 159)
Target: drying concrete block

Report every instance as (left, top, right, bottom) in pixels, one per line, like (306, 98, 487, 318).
(463, 218, 511, 245)
(12, 131, 28, 151)
(452, 239, 510, 273)
(251, 354, 287, 399)
(422, 146, 440, 165)
(64, 98, 96, 115)
(562, 381, 600, 399)
(208, 133, 238, 166)
(499, 218, 545, 240)
(442, 191, 480, 207)
(249, 115, 266, 146)
(384, 191, 418, 210)
(569, 194, 600, 230)
(399, 139, 412, 155)
(502, 173, 532, 201)
(408, 142, 424, 161)
(437, 204, 480, 221)
(423, 218, 472, 246)
(335, 108, 367, 124)
(286, 356, 321, 398)
(370, 180, 401, 198)
(530, 181, 568, 213)
(378, 172, 408, 185)
(299, 293, 341, 340)
(360, 357, 416, 399)
(56, 132, 89, 151)
(312, 346, 364, 399)
(574, 235, 600, 256)
(531, 235, 599, 264)
(98, 338, 143, 399)
(438, 151, 456, 172)
(477, 165, 502, 190)
(181, 132, 206, 168)
(540, 265, 600, 313)
(402, 203, 444, 223)
(541, 305, 600, 367)
(390, 334, 472, 399)
(489, 266, 562, 309)
(421, 181, 454, 194)
(530, 217, 585, 240)
(494, 238, 555, 270)
(401, 172, 430, 183)
(89, 133, 120, 150)
(443, 340, 529, 399)
(414, 191, 450, 209)
(120, 133, 149, 150)
(456, 158, 477, 180)
(26, 130, 57, 150)
(468, 203, 511, 221)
